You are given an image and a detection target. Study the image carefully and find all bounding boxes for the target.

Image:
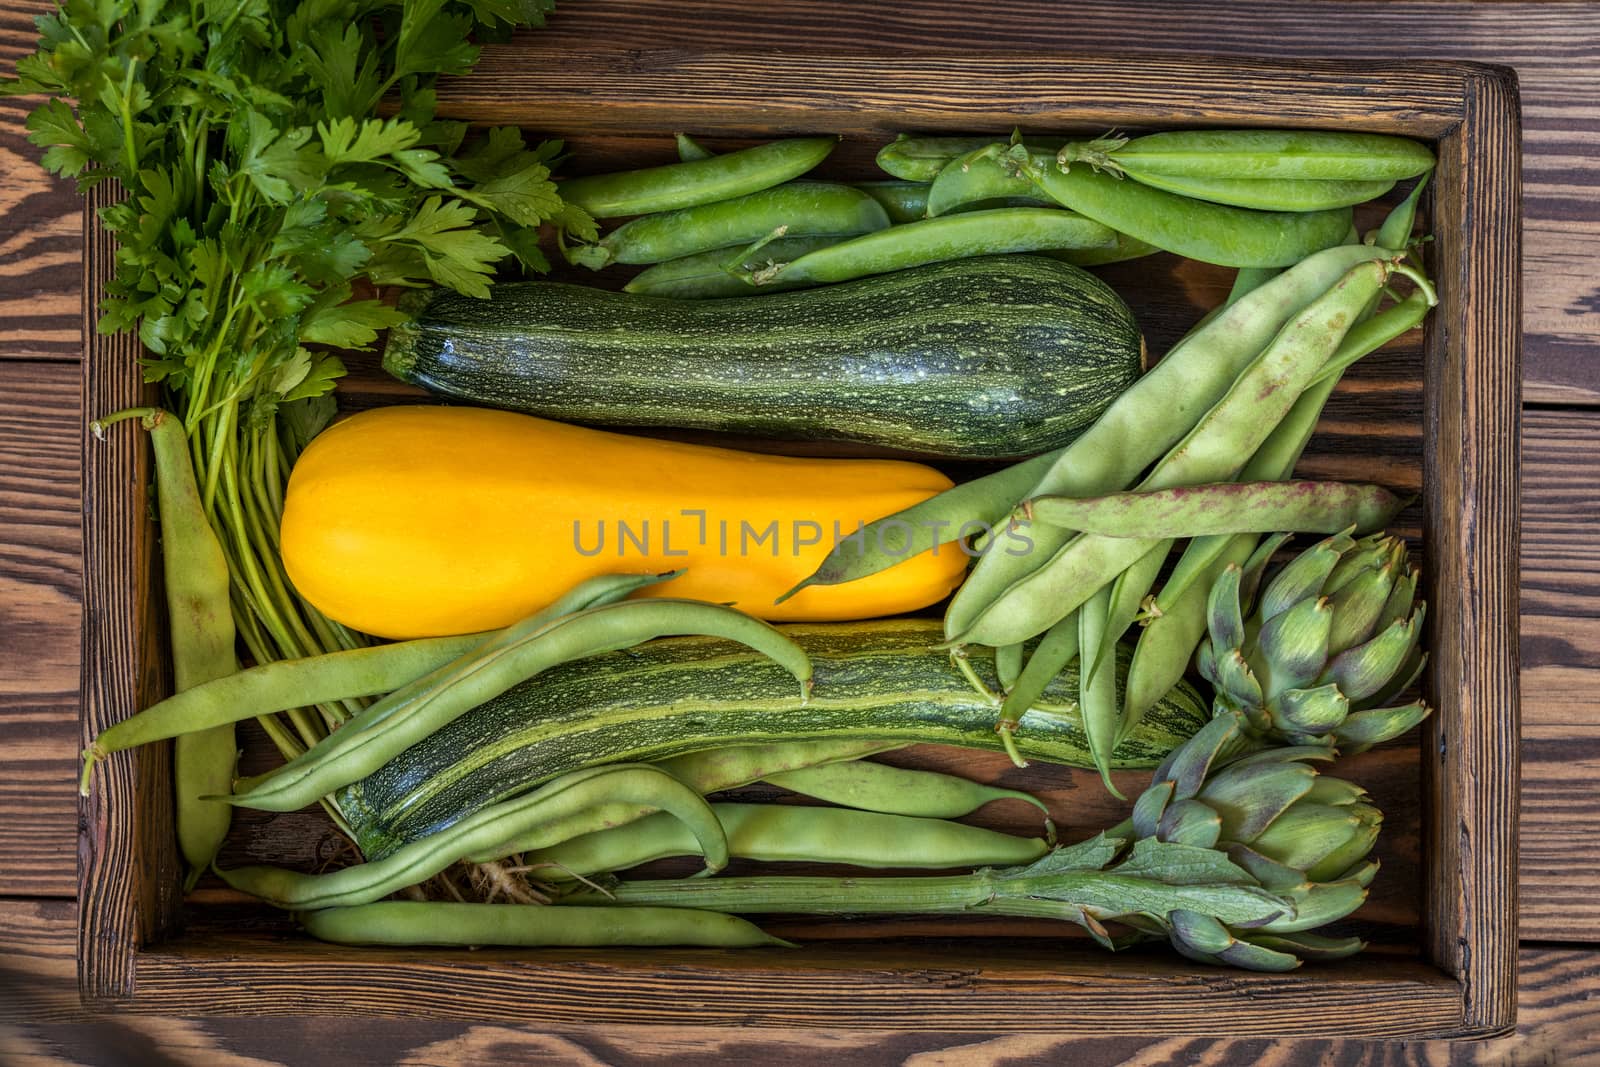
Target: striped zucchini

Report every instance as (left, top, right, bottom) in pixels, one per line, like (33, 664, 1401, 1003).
(382, 256, 1145, 460)
(338, 619, 1208, 859)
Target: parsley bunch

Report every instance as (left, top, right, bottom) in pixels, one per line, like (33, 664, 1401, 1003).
(5, 0, 587, 757)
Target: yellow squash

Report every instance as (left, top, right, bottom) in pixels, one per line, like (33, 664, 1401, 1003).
(280, 406, 970, 639)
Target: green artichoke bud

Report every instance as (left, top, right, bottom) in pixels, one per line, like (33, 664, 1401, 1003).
(1129, 710, 1381, 970)
(1199, 530, 1431, 751)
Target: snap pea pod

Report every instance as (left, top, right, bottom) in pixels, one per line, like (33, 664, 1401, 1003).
(943, 242, 1394, 642)
(622, 235, 840, 298)
(300, 900, 785, 948)
(463, 739, 901, 864)
(953, 258, 1392, 649)
(1014, 146, 1352, 267)
(80, 571, 678, 787)
(748, 208, 1117, 288)
(875, 135, 1001, 181)
(221, 765, 728, 910)
(854, 180, 931, 223)
(1116, 171, 1395, 212)
(1046, 233, 1160, 267)
(924, 143, 1039, 216)
(227, 599, 812, 813)
(95, 409, 240, 889)
(675, 132, 714, 162)
(778, 447, 1066, 601)
(1078, 129, 1436, 182)
(1027, 480, 1406, 539)
(766, 759, 1051, 825)
(558, 136, 837, 218)
(523, 802, 1048, 880)
(571, 183, 890, 268)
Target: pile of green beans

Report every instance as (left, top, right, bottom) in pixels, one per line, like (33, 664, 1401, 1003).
(559, 128, 1431, 297)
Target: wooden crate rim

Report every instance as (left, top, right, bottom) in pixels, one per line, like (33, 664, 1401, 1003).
(77, 48, 1522, 1038)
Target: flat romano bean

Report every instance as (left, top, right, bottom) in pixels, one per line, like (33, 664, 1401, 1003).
(778, 447, 1064, 601)
(765, 759, 1051, 825)
(854, 180, 929, 223)
(227, 599, 812, 813)
(621, 235, 841, 299)
(1086, 129, 1436, 182)
(465, 739, 901, 863)
(571, 182, 890, 269)
(997, 612, 1079, 733)
(96, 410, 240, 888)
(1077, 587, 1122, 797)
(1017, 147, 1353, 268)
(87, 571, 678, 792)
(558, 136, 837, 218)
(1028, 480, 1406, 539)
(523, 802, 1048, 879)
(748, 208, 1117, 287)
(221, 765, 727, 910)
(954, 259, 1391, 648)
(1123, 276, 1434, 721)
(300, 900, 785, 948)
(1115, 171, 1395, 212)
(943, 242, 1393, 641)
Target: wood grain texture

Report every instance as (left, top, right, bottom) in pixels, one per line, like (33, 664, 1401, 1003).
(1419, 68, 1523, 1036)
(76, 180, 183, 1003)
(3, 901, 1597, 1063)
(0, 360, 79, 897)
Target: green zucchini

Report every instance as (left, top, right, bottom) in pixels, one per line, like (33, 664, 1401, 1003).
(382, 256, 1145, 460)
(338, 619, 1208, 859)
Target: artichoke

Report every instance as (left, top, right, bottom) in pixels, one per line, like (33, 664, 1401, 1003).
(1122, 709, 1383, 970)
(1197, 530, 1431, 752)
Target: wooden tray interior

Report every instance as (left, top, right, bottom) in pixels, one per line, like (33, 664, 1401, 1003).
(77, 51, 1521, 1038)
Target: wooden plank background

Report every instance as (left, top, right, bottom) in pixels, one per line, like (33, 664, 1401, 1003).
(1, 0, 1596, 1060)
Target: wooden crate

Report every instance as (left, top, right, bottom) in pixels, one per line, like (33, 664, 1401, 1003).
(78, 51, 1521, 1038)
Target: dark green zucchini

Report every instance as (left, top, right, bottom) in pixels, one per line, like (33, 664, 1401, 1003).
(338, 619, 1208, 859)
(382, 256, 1145, 460)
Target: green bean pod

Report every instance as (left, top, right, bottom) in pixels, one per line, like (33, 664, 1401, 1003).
(108, 410, 240, 889)
(954, 258, 1392, 648)
(943, 242, 1394, 641)
(300, 900, 785, 948)
(1089, 544, 1171, 735)
(765, 760, 1051, 824)
(854, 180, 931, 223)
(220, 765, 728, 910)
(780, 447, 1065, 600)
(622, 235, 841, 298)
(228, 599, 812, 814)
(1077, 587, 1121, 797)
(463, 740, 901, 864)
(749, 207, 1117, 288)
(1118, 171, 1395, 212)
(1081, 129, 1436, 182)
(997, 612, 1079, 731)
(1027, 480, 1406, 538)
(523, 802, 1048, 880)
(571, 182, 891, 269)
(1015, 147, 1352, 268)
(558, 136, 837, 218)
